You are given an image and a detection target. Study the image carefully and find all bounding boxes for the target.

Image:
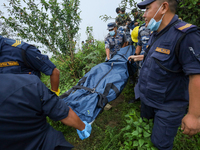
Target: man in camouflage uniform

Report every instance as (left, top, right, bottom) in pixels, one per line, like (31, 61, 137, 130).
(128, 8, 143, 30)
(105, 22, 127, 61)
(135, 22, 151, 55)
(115, 8, 131, 28)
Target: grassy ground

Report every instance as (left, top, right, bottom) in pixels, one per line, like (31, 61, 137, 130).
(49, 82, 200, 150)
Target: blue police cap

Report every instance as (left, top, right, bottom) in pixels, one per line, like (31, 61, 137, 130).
(107, 22, 116, 30)
(137, 0, 179, 9)
(137, 0, 156, 9)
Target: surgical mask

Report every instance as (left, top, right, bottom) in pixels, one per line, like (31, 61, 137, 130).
(109, 30, 115, 36)
(147, 4, 165, 31)
(121, 14, 124, 17)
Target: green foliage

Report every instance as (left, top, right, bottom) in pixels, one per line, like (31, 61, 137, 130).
(41, 39, 106, 94)
(120, 109, 157, 150)
(177, 0, 200, 26)
(119, 0, 200, 26)
(173, 127, 200, 150)
(1, 0, 81, 57)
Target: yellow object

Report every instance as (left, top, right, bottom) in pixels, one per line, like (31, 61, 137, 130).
(12, 40, 21, 47)
(0, 61, 19, 67)
(131, 26, 140, 43)
(51, 88, 60, 96)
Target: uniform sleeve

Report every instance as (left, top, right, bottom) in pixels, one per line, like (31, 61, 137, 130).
(179, 31, 200, 75)
(25, 46, 56, 75)
(38, 80, 69, 121)
(105, 37, 110, 49)
(137, 30, 142, 46)
(123, 33, 127, 43)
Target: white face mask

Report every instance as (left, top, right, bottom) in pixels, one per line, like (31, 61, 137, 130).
(147, 4, 165, 31)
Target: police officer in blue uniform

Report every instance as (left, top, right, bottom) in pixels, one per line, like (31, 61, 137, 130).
(105, 22, 127, 60)
(0, 36, 60, 95)
(128, 0, 200, 149)
(0, 73, 92, 150)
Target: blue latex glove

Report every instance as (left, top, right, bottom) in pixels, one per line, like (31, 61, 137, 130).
(77, 121, 92, 140)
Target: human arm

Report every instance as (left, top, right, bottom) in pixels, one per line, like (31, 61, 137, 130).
(40, 81, 91, 139)
(179, 31, 200, 136)
(181, 74, 200, 136)
(135, 45, 142, 55)
(122, 42, 128, 48)
(50, 68, 60, 92)
(122, 33, 128, 47)
(60, 107, 92, 140)
(128, 55, 144, 62)
(60, 107, 85, 131)
(105, 48, 110, 60)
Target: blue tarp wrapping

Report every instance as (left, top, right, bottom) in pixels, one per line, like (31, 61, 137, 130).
(60, 45, 137, 123)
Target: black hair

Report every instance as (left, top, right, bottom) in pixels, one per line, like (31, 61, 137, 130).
(116, 7, 120, 13)
(121, 8, 125, 12)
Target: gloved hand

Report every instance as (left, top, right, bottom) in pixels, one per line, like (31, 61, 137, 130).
(51, 88, 60, 96)
(77, 121, 92, 140)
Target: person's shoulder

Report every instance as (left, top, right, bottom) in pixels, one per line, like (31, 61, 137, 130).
(117, 30, 125, 36)
(1, 37, 27, 49)
(174, 21, 198, 34)
(139, 24, 146, 31)
(105, 33, 111, 39)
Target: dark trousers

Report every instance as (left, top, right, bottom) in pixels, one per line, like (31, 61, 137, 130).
(141, 102, 186, 150)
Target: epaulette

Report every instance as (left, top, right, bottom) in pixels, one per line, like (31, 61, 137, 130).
(3, 38, 25, 48)
(174, 21, 197, 33)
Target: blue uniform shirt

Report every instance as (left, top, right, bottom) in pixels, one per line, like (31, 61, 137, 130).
(105, 30, 127, 55)
(138, 15, 200, 111)
(0, 36, 56, 77)
(0, 74, 73, 150)
(137, 24, 151, 55)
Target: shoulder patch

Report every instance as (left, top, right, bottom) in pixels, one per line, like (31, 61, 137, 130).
(174, 21, 197, 32)
(4, 38, 25, 48)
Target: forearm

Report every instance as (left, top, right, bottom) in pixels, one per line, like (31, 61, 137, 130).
(128, 55, 144, 62)
(188, 74, 200, 117)
(106, 48, 110, 58)
(122, 42, 128, 48)
(61, 108, 85, 131)
(50, 68, 60, 91)
(135, 45, 142, 55)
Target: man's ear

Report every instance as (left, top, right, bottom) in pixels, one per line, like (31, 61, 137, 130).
(162, 2, 169, 14)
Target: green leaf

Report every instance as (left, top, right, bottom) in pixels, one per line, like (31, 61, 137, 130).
(139, 127, 143, 133)
(132, 130, 139, 136)
(133, 141, 138, 147)
(143, 131, 151, 138)
(151, 147, 158, 150)
(139, 139, 145, 147)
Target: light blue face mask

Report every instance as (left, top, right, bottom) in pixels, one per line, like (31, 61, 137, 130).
(109, 30, 115, 36)
(121, 14, 124, 17)
(147, 4, 165, 31)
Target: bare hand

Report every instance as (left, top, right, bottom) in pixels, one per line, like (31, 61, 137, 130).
(181, 113, 200, 136)
(134, 22, 139, 26)
(128, 55, 144, 62)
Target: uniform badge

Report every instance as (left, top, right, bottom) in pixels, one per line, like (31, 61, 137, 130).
(155, 47, 170, 55)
